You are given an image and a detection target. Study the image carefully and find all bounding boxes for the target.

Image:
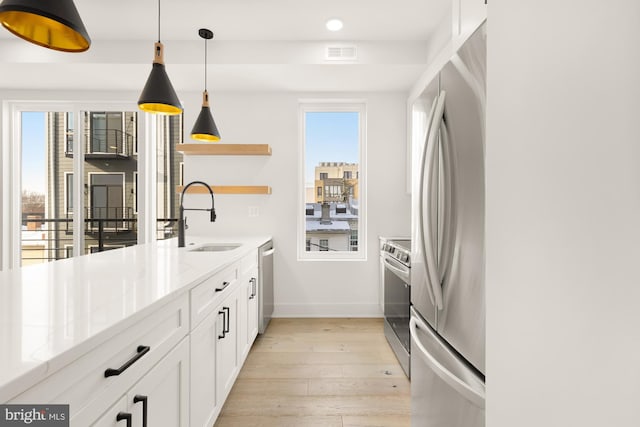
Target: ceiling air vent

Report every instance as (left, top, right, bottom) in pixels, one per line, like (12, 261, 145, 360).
(325, 45, 357, 61)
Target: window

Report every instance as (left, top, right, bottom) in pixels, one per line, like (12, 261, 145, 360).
(156, 115, 183, 240)
(298, 101, 366, 260)
(65, 112, 73, 155)
(65, 173, 73, 214)
(89, 173, 126, 230)
(4, 102, 184, 270)
(19, 110, 77, 266)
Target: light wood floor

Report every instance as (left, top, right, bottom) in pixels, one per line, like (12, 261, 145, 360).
(214, 318, 411, 427)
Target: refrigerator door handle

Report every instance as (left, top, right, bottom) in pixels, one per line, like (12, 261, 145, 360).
(417, 95, 440, 307)
(410, 314, 485, 409)
(420, 91, 446, 310)
(439, 119, 457, 286)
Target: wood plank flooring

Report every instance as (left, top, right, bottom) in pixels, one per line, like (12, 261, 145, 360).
(214, 318, 411, 427)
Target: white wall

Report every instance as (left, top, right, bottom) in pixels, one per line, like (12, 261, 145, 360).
(487, 1, 640, 426)
(182, 91, 411, 317)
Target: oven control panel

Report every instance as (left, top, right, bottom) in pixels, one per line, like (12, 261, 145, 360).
(381, 240, 411, 267)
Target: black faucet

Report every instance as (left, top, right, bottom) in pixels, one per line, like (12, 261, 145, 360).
(178, 181, 216, 247)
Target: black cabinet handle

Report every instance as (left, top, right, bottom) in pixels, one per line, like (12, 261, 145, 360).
(116, 412, 132, 427)
(104, 345, 150, 377)
(223, 307, 230, 333)
(218, 310, 227, 339)
(215, 281, 230, 292)
(133, 395, 148, 427)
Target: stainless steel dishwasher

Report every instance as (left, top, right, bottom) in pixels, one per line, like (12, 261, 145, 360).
(258, 240, 274, 333)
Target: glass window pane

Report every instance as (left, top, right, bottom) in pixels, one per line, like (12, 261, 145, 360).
(304, 111, 361, 255)
(156, 114, 183, 240)
(82, 111, 138, 254)
(21, 111, 75, 265)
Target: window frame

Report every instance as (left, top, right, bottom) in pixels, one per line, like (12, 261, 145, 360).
(1, 101, 155, 270)
(297, 100, 367, 261)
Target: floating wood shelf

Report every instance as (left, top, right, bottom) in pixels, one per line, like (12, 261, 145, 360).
(177, 185, 272, 195)
(177, 144, 272, 156)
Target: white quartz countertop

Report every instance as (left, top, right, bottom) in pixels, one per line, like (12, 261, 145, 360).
(0, 235, 271, 402)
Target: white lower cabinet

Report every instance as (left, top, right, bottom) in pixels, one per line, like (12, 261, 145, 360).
(190, 254, 261, 427)
(92, 338, 190, 426)
(242, 268, 260, 362)
(190, 282, 241, 427)
(2, 245, 265, 427)
(189, 304, 220, 427)
(215, 287, 239, 405)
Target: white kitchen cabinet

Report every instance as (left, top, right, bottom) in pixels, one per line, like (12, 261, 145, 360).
(215, 287, 239, 404)
(236, 275, 249, 365)
(245, 269, 259, 354)
(9, 295, 189, 426)
(91, 338, 189, 427)
(190, 274, 248, 427)
(0, 238, 270, 427)
(189, 303, 220, 427)
(237, 269, 259, 364)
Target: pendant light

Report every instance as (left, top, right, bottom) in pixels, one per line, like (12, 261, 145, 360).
(190, 28, 220, 141)
(0, 0, 90, 52)
(138, 0, 182, 115)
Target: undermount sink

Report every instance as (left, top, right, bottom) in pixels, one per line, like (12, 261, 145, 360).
(188, 243, 241, 252)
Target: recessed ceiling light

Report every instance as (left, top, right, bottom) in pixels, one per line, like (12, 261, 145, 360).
(326, 19, 344, 32)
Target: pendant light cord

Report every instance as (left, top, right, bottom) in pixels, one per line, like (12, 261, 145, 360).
(204, 38, 208, 90)
(157, 0, 161, 42)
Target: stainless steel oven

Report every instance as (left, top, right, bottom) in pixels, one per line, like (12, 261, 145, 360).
(381, 238, 411, 377)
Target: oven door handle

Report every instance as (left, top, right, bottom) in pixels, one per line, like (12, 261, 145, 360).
(383, 254, 411, 283)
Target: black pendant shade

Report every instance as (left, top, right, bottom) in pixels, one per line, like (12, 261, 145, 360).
(138, 42, 183, 115)
(190, 28, 220, 141)
(0, 0, 90, 52)
(138, 0, 182, 115)
(191, 91, 220, 141)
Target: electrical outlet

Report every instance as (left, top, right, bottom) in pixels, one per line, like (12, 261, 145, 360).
(248, 206, 259, 217)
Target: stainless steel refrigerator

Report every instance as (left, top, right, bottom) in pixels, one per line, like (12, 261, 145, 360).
(410, 22, 486, 427)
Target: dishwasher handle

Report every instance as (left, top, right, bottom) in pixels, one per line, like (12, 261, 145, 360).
(261, 247, 275, 257)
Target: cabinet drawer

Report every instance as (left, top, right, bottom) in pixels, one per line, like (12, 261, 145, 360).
(9, 295, 189, 424)
(190, 263, 238, 328)
(239, 249, 258, 277)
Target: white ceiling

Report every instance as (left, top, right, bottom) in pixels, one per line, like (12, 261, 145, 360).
(0, 0, 451, 92)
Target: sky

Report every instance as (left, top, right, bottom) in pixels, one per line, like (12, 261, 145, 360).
(21, 111, 46, 194)
(304, 111, 359, 184)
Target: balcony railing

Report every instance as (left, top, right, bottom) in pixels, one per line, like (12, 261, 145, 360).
(20, 217, 178, 264)
(84, 207, 135, 232)
(65, 129, 135, 159)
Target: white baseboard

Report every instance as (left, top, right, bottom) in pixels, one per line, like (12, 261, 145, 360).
(273, 303, 383, 318)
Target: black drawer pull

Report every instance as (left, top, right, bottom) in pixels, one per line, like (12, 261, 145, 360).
(133, 395, 148, 427)
(218, 310, 227, 339)
(116, 412, 132, 427)
(104, 345, 150, 377)
(215, 281, 230, 292)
